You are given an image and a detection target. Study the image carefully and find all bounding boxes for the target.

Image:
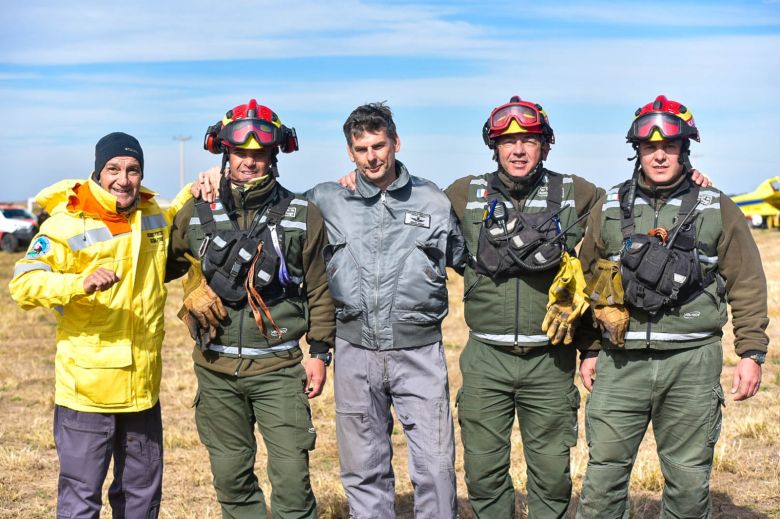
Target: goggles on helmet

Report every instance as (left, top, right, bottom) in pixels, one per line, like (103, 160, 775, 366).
(628, 112, 699, 142)
(488, 103, 544, 136)
(218, 118, 285, 148)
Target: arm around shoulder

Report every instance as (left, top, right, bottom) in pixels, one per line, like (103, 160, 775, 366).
(573, 175, 606, 217)
(444, 175, 476, 224)
(165, 199, 197, 283)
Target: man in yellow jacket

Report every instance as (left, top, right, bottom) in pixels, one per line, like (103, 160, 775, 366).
(9, 132, 192, 519)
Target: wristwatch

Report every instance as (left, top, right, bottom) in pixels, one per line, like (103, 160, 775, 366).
(743, 351, 766, 365)
(310, 351, 333, 367)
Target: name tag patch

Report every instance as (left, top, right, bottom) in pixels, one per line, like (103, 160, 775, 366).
(285, 207, 297, 218)
(404, 211, 431, 228)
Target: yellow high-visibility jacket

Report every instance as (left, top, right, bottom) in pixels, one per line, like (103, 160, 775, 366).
(9, 178, 191, 412)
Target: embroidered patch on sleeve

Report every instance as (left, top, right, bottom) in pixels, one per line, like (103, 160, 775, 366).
(26, 236, 52, 258)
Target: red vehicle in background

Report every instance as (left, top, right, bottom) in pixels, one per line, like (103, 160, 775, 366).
(0, 204, 38, 252)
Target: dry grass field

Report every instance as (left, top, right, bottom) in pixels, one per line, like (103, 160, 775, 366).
(1, 231, 778, 518)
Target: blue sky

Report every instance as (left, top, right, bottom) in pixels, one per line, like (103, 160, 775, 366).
(1, 0, 778, 201)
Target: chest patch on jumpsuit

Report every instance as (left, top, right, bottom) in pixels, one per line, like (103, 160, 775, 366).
(404, 211, 431, 228)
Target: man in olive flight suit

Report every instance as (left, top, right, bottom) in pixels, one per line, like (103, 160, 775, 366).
(576, 95, 768, 518)
(167, 99, 335, 519)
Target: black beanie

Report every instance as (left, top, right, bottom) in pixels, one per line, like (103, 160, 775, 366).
(93, 132, 144, 180)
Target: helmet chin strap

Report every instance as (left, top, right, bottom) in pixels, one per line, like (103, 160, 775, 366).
(679, 140, 694, 175)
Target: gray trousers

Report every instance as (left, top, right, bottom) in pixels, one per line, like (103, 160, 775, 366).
(53, 403, 163, 519)
(334, 338, 457, 519)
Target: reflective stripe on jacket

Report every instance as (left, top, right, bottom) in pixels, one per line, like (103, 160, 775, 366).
(599, 180, 728, 350)
(9, 178, 191, 412)
(458, 169, 585, 347)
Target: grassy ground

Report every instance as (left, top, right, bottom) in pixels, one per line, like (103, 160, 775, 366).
(0, 231, 778, 518)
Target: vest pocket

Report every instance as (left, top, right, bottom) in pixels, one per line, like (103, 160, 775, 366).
(621, 237, 650, 271)
(204, 235, 236, 267)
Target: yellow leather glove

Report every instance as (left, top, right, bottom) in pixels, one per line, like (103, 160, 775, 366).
(542, 252, 589, 345)
(592, 305, 630, 347)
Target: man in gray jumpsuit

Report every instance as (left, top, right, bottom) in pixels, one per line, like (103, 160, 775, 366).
(308, 103, 466, 519)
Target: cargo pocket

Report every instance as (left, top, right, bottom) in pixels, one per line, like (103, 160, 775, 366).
(455, 388, 463, 420)
(564, 386, 581, 448)
(455, 386, 482, 449)
(336, 404, 376, 471)
(295, 393, 317, 451)
(706, 384, 726, 447)
(584, 394, 593, 447)
(192, 388, 214, 450)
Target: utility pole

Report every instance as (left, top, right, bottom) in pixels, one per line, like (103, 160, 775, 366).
(173, 135, 192, 189)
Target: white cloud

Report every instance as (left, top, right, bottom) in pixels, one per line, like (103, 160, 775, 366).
(511, 2, 780, 27)
(1, 1, 778, 200)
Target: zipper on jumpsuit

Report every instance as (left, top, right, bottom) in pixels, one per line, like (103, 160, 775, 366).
(234, 190, 250, 377)
(513, 191, 529, 348)
(646, 193, 661, 348)
(514, 278, 520, 347)
(374, 192, 386, 347)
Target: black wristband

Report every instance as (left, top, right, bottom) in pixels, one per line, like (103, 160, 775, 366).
(580, 350, 600, 361)
(308, 340, 331, 354)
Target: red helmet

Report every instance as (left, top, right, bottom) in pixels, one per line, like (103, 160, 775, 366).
(483, 96, 555, 149)
(204, 99, 299, 154)
(627, 95, 699, 144)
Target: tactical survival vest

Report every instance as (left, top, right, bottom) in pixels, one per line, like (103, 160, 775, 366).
(617, 179, 717, 315)
(460, 170, 584, 346)
(475, 173, 566, 277)
(196, 187, 300, 308)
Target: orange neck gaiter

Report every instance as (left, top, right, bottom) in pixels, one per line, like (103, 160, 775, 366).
(67, 182, 132, 235)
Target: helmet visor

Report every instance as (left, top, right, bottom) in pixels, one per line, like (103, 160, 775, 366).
(630, 112, 692, 141)
(219, 118, 282, 147)
(489, 104, 542, 134)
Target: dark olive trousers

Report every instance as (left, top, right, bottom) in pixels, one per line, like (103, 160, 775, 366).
(576, 342, 725, 519)
(194, 363, 317, 519)
(457, 338, 580, 519)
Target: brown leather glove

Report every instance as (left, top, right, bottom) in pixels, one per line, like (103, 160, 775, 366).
(177, 253, 226, 350)
(177, 306, 212, 350)
(184, 278, 227, 332)
(592, 304, 630, 347)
